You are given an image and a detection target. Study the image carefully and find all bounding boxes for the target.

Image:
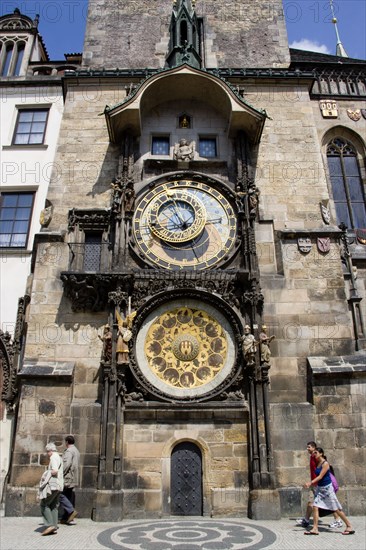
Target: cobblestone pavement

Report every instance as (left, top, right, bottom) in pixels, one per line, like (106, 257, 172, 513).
(0, 516, 365, 550)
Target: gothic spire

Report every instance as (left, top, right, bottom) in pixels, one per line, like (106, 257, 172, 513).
(166, 0, 202, 68)
(330, 0, 348, 58)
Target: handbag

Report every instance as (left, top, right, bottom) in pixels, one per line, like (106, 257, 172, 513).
(330, 471, 339, 492)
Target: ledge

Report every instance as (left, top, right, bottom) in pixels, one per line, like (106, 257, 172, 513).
(18, 360, 75, 379)
(308, 353, 366, 375)
(277, 227, 342, 239)
(2, 144, 48, 150)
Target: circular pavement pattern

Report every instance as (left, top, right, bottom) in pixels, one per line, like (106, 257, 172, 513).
(97, 520, 277, 550)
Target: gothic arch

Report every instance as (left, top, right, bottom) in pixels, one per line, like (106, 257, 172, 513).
(321, 126, 366, 229)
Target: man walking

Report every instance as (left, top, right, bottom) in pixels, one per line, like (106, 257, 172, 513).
(296, 441, 317, 528)
(59, 435, 80, 524)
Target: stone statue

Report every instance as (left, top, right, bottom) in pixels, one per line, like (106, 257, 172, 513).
(39, 205, 53, 227)
(259, 325, 275, 364)
(116, 309, 136, 365)
(241, 325, 258, 363)
(98, 324, 112, 363)
(174, 139, 194, 161)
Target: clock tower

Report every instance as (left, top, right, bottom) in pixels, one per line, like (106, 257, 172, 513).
(6, 0, 365, 524)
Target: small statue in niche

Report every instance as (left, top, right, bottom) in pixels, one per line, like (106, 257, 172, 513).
(259, 325, 275, 365)
(98, 324, 112, 363)
(248, 183, 260, 219)
(179, 114, 191, 128)
(116, 309, 137, 365)
(111, 180, 124, 214)
(174, 139, 194, 161)
(124, 182, 135, 216)
(241, 324, 258, 363)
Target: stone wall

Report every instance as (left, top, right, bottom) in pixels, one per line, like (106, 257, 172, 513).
(83, 0, 290, 69)
(123, 407, 249, 518)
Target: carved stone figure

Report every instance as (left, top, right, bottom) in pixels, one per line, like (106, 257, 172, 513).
(241, 325, 258, 363)
(39, 205, 53, 227)
(98, 324, 112, 363)
(259, 325, 275, 364)
(174, 139, 194, 161)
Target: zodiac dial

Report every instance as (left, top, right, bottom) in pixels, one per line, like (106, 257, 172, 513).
(134, 300, 236, 399)
(132, 180, 237, 270)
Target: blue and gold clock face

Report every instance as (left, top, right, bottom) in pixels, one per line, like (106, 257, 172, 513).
(132, 180, 237, 270)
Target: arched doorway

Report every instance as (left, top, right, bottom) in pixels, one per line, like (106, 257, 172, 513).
(171, 441, 202, 516)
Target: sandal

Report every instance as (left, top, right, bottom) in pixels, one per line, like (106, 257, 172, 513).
(342, 530, 355, 535)
(304, 531, 319, 535)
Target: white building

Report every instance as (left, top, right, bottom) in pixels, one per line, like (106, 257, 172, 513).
(0, 8, 79, 502)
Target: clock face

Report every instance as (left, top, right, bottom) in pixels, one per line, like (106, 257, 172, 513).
(132, 180, 237, 270)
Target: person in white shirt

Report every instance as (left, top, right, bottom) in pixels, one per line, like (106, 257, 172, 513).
(40, 442, 63, 536)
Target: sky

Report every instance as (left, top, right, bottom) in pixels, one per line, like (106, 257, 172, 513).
(0, 0, 365, 61)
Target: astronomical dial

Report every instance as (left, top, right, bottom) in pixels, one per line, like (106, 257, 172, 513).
(132, 180, 237, 270)
(134, 299, 236, 400)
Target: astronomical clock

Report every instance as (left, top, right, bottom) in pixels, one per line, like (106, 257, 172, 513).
(132, 179, 237, 271)
(126, 174, 243, 403)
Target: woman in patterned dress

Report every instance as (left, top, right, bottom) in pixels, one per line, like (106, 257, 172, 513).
(303, 447, 355, 536)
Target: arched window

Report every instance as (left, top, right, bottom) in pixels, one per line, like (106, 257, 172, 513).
(327, 137, 366, 229)
(1, 44, 14, 76)
(180, 20, 188, 44)
(14, 43, 25, 76)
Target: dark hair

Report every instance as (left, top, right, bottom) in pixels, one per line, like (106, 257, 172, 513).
(315, 447, 327, 460)
(315, 447, 334, 473)
(307, 441, 317, 447)
(65, 435, 75, 445)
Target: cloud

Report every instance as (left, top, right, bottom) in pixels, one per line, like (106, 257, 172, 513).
(290, 39, 331, 54)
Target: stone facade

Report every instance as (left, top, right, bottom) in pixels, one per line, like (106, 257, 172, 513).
(83, 0, 290, 69)
(3, 1, 366, 521)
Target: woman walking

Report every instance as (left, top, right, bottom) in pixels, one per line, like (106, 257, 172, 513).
(303, 447, 355, 536)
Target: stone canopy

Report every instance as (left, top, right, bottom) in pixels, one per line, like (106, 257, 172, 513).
(104, 64, 267, 144)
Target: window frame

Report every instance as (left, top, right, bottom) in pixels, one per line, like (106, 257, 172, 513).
(0, 191, 35, 249)
(12, 108, 50, 146)
(198, 136, 218, 159)
(151, 135, 170, 156)
(326, 137, 366, 230)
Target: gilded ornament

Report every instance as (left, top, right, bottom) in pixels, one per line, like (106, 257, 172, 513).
(144, 307, 227, 389)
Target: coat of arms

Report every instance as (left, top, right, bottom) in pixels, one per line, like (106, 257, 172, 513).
(320, 202, 331, 225)
(347, 109, 361, 121)
(298, 237, 312, 253)
(319, 100, 338, 118)
(317, 237, 331, 253)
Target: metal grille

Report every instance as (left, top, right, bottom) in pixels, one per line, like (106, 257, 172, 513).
(84, 234, 102, 271)
(171, 442, 202, 516)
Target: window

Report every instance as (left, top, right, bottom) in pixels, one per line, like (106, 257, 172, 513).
(84, 232, 102, 271)
(327, 138, 366, 229)
(199, 137, 217, 158)
(151, 136, 170, 156)
(0, 192, 34, 248)
(1, 44, 13, 76)
(14, 44, 25, 76)
(12, 109, 49, 145)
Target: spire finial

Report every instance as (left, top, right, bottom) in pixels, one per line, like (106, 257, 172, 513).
(330, 0, 348, 57)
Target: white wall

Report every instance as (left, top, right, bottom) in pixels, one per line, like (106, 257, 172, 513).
(0, 85, 64, 331)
